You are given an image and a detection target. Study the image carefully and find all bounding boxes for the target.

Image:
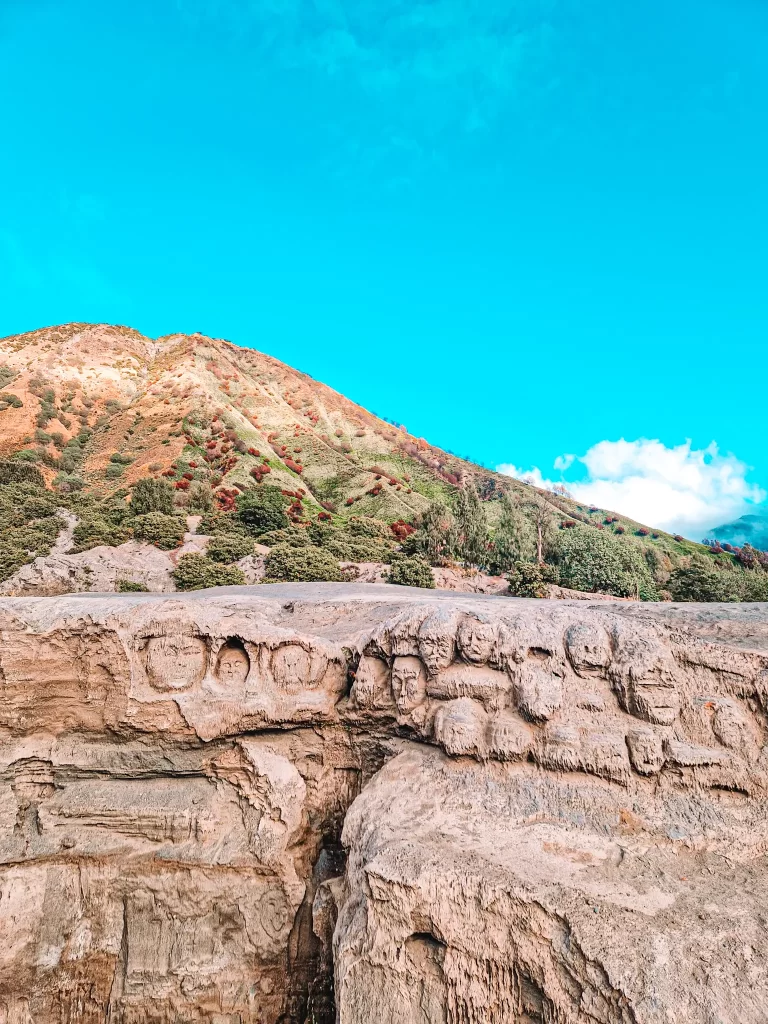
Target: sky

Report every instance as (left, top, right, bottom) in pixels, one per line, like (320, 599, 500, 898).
(1, 0, 767, 538)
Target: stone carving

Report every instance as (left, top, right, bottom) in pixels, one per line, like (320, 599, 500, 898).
(514, 661, 563, 721)
(564, 621, 611, 675)
(626, 726, 665, 775)
(0, 587, 766, 1023)
(214, 638, 250, 690)
(391, 656, 428, 714)
(457, 616, 497, 665)
(426, 663, 509, 711)
(143, 633, 208, 690)
(351, 655, 393, 711)
(433, 698, 488, 759)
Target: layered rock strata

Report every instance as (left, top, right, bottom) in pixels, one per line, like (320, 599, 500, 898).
(0, 584, 765, 1022)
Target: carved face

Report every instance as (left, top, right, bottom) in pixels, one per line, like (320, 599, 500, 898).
(628, 677, 680, 727)
(353, 656, 391, 710)
(564, 622, 611, 676)
(216, 643, 250, 688)
(272, 645, 312, 692)
(417, 632, 455, 676)
(433, 698, 487, 758)
(458, 619, 495, 664)
(391, 656, 427, 713)
(145, 635, 207, 691)
(626, 727, 664, 775)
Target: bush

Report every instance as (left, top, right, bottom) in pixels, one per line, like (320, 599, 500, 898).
(198, 511, 247, 535)
(207, 532, 254, 563)
(258, 527, 312, 548)
(506, 561, 559, 598)
(236, 485, 290, 535)
(185, 481, 214, 513)
(172, 554, 246, 591)
(129, 477, 175, 516)
(0, 459, 45, 487)
(387, 555, 435, 588)
(116, 579, 149, 592)
(486, 498, 536, 575)
(71, 515, 131, 552)
(667, 562, 742, 602)
(263, 543, 343, 582)
(347, 515, 391, 540)
(131, 513, 186, 550)
(552, 526, 658, 600)
(105, 463, 125, 479)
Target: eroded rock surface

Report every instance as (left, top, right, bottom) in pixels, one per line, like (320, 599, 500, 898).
(0, 584, 766, 1022)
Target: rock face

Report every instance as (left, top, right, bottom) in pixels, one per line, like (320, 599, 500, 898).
(0, 584, 766, 1023)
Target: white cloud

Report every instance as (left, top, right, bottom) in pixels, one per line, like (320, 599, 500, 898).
(498, 439, 766, 539)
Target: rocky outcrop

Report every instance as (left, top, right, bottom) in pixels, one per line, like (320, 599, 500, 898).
(0, 584, 766, 1022)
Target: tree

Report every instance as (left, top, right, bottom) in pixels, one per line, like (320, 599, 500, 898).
(404, 501, 455, 565)
(487, 497, 536, 575)
(453, 483, 487, 568)
(236, 485, 290, 535)
(552, 526, 658, 600)
(129, 477, 174, 516)
(520, 493, 554, 565)
(667, 561, 742, 602)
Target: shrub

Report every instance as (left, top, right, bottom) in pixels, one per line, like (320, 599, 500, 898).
(348, 515, 391, 540)
(130, 477, 175, 516)
(387, 555, 435, 589)
(172, 554, 246, 591)
(207, 532, 254, 563)
(71, 515, 131, 552)
(263, 543, 343, 582)
(486, 499, 537, 575)
(667, 562, 742, 602)
(116, 579, 149, 592)
(105, 463, 125, 479)
(552, 526, 658, 600)
(0, 459, 45, 487)
(506, 561, 559, 598)
(131, 513, 186, 550)
(236, 485, 290, 535)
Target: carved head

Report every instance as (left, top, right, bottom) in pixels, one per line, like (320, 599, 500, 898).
(271, 644, 312, 693)
(417, 611, 457, 676)
(391, 656, 427, 713)
(564, 622, 611, 676)
(353, 656, 391, 710)
(216, 641, 250, 689)
(433, 698, 487, 759)
(458, 617, 496, 665)
(145, 634, 207, 691)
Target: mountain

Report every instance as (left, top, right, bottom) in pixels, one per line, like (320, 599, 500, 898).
(0, 323, 718, 587)
(708, 514, 768, 552)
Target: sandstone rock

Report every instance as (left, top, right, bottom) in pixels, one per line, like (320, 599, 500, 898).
(0, 583, 765, 1022)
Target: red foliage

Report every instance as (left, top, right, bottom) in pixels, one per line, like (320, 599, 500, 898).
(182, 472, 194, 481)
(175, 480, 190, 491)
(317, 512, 332, 522)
(162, 469, 175, 478)
(561, 520, 577, 529)
(188, 461, 198, 468)
(247, 448, 260, 457)
(673, 534, 684, 543)
(320, 501, 335, 512)
(284, 458, 303, 474)
(389, 520, 416, 541)
(345, 498, 355, 506)
(206, 441, 217, 450)
(614, 526, 625, 534)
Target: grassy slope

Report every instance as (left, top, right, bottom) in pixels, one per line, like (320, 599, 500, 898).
(0, 322, 723, 571)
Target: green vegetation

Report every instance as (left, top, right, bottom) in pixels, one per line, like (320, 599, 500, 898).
(263, 543, 344, 583)
(207, 532, 254, 563)
(129, 477, 175, 516)
(236, 485, 290, 535)
(171, 553, 246, 590)
(116, 579, 149, 592)
(131, 513, 186, 550)
(506, 561, 559, 598)
(387, 555, 435, 588)
(551, 526, 658, 600)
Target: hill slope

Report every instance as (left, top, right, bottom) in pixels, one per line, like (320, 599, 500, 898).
(0, 322, 724, 581)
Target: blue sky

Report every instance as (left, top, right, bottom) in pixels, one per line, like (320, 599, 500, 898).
(1, 0, 767, 536)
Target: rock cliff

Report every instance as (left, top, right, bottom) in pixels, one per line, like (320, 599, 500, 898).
(0, 584, 766, 1022)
